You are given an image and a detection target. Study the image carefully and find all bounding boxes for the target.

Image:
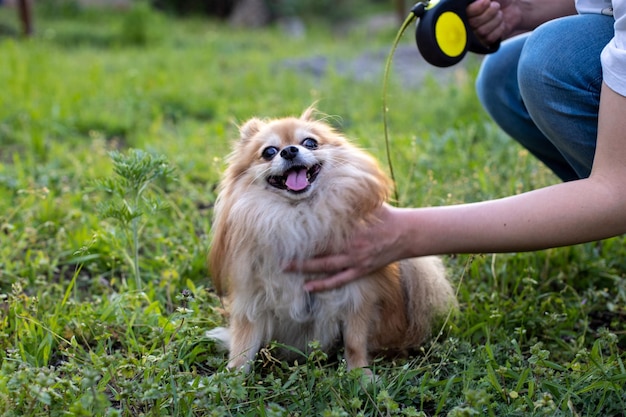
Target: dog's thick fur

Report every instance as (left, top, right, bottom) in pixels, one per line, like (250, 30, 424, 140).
(208, 108, 456, 372)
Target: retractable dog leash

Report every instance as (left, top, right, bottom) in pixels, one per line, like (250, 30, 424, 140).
(383, 0, 500, 202)
(412, 0, 500, 67)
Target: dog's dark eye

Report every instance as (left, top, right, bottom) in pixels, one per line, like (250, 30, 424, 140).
(302, 138, 318, 149)
(262, 146, 279, 160)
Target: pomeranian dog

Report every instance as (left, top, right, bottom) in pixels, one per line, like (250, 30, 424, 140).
(207, 107, 456, 373)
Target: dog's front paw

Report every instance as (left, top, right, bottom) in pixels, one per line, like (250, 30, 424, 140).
(227, 357, 253, 373)
(343, 365, 378, 387)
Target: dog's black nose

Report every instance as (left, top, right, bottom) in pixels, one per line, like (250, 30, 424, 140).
(280, 146, 299, 160)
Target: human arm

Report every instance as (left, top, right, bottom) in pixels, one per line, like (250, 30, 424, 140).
(467, 0, 577, 45)
(301, 83, 626, 292)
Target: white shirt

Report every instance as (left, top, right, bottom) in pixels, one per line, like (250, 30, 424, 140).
(577, 0, 626, 96)
(576, 0, 614, 15)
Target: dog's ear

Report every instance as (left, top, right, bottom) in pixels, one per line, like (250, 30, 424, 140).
(300, 106, 317, 122)
(239, 118, 265, 141)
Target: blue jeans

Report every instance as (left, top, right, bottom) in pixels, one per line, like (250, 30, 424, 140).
(475, 14, 615, 181)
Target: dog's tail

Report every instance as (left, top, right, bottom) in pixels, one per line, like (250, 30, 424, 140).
(401, 256, 457, 344)
(206, 327, 231, 352)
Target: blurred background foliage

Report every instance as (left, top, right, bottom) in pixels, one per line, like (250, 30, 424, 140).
(7, 0, 406, 25)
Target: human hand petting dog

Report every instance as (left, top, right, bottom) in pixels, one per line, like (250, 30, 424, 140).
(295, 203, 412, 292)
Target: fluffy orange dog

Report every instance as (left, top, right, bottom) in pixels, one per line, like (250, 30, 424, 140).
(207, 108, 456, 372)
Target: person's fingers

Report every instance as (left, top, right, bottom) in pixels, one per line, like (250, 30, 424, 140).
(286, 254, 352, 274)
(468, 0, 500, 25)
(466, 0, 491, 19)
(304, 268, 361, 292)
(475, 14, 505, 44)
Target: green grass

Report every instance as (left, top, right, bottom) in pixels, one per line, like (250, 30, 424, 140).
(1, 5, 625, 416)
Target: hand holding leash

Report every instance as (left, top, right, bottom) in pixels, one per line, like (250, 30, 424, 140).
(412, 0, 501, 67)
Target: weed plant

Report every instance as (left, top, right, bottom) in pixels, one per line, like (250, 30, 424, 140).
(94, 149, 176, 290)
(0, 5, 624, 416)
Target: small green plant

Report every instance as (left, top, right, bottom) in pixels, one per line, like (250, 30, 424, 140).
(119, 1, 162, 46)
(95, 149, 176, 290)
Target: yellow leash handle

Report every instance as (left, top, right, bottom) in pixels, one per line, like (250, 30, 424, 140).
(415, 0, 500, 67)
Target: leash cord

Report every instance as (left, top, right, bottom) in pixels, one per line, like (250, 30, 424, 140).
(382, 10, 419, 205)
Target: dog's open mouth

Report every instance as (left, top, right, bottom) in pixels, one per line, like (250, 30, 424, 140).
(267, 164, 322, 193)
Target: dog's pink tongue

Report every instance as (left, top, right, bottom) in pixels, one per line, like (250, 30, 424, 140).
(285, 168, 309, 191)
